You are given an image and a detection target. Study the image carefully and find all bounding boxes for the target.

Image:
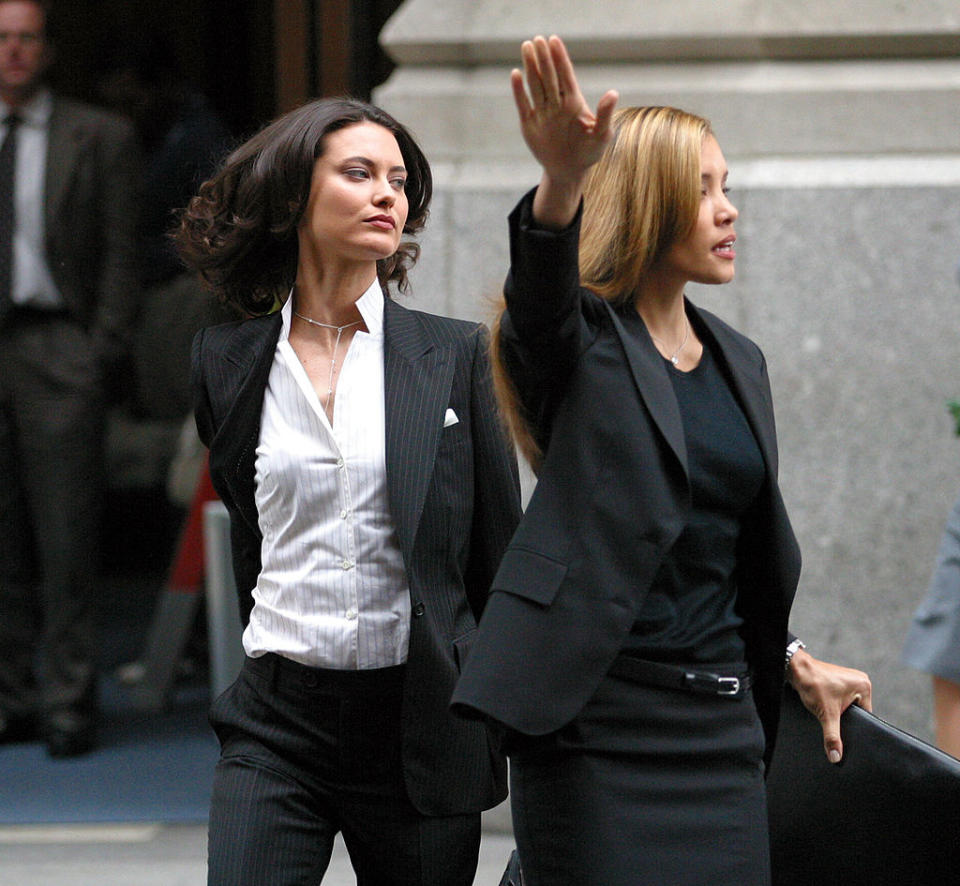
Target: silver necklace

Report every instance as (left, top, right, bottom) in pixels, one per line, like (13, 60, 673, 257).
(293, 310, 363, 411)
(648, 314, 690, 366)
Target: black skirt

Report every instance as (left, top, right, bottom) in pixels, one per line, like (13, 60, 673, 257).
(509, 662, 770, 886)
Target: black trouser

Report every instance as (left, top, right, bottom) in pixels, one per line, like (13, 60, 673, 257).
(207, 653, 481, 886)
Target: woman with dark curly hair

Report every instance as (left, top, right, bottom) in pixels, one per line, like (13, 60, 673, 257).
(177, 97, 521, 886)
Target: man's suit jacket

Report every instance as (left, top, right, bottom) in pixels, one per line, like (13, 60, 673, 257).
(191, 296, 522, 816)
(43, 96, 140, 369)
(453, 194, 802, 764)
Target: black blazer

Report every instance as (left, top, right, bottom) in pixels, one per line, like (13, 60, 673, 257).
(191, 296, 522, 816)
(453, 194, 802, 763)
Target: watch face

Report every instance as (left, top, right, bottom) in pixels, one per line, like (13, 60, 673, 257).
(785, 639, 805, 668)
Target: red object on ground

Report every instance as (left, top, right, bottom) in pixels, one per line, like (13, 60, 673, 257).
(168, 456, 219, 592)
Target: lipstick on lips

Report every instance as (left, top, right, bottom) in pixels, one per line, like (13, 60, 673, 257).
(365, 215, 396, 230)
(713, 235, 736, 259)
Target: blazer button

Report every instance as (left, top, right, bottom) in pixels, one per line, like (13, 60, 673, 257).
(412, 602, 425, 617)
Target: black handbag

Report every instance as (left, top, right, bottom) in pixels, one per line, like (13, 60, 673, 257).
(497, 849, 524, 886)
(766, 686, 960, 886)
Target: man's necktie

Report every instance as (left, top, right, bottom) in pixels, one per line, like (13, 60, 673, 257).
(0, 114, 20, 316)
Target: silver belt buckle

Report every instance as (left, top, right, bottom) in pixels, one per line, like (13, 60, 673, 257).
(717, 676, 740, 696)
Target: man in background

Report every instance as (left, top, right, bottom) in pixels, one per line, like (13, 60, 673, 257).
(0, 0, 139, 756)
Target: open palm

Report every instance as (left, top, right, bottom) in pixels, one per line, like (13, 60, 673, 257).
(511, 35, 618, 182)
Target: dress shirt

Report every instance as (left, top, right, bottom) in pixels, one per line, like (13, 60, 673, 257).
(0, 89, 61, 308)
(244, 279, 412, 668)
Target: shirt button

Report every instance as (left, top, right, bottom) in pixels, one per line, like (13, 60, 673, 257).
(412, 602, 425, 617)
(336, 457, 345, 469)
(341, 559, 354, 571)
(340, 509, 350, 520)
(345, 608, 358, 620)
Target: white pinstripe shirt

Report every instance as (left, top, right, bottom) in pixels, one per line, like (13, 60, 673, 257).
(243, 280, 411, 668)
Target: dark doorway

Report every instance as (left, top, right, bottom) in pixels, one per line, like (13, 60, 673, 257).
(45, 0, 404, 140)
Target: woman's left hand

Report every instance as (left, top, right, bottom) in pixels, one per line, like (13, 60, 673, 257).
(787, 648, 872, 764)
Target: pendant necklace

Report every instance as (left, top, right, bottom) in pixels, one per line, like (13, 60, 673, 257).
(294, 310, 362, 410)
(649, 314, 690, 366)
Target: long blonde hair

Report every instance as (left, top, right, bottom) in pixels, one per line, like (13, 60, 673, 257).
(579, 106, 712, 307)
(494, 106, 713, 470)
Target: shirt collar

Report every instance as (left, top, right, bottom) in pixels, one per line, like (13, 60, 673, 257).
(280, 276, 385, 342)
(355, 277, 384, 337)
(1, 87, 52, 126)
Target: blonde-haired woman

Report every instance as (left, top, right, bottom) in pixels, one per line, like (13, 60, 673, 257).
(453, 36, 871, 885)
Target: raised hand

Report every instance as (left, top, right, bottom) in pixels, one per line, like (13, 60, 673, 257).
(511, 35, 618, 229)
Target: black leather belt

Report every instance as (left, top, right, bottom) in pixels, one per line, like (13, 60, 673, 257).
(608, 654, 753, 698)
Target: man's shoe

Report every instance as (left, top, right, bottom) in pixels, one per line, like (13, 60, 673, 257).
(0, 711, 38, 745)
(43, 711, 96, 758)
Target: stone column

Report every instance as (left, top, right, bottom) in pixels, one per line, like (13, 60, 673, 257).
(375, 1, 960, 745)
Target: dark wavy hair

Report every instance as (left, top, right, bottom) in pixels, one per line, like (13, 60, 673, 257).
(174, 97, 433, 314)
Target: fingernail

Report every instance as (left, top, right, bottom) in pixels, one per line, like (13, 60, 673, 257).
(828, 750, 841, 764)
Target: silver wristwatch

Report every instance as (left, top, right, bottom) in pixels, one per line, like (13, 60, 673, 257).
(784, 637, 806, 673)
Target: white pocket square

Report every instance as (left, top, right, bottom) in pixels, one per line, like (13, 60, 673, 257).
(443, 408, 459, 428)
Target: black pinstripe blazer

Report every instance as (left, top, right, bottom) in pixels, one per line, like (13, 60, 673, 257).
(191, 296, 522, 815)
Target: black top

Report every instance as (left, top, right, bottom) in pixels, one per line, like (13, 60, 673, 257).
(620, 311, 765, 664)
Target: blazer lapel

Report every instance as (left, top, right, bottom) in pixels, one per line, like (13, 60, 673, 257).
(209, 314, 283, 534)
(604, 302, 689, 478)
(383, 298, 454, 565)
(603, 299, 780, 481)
